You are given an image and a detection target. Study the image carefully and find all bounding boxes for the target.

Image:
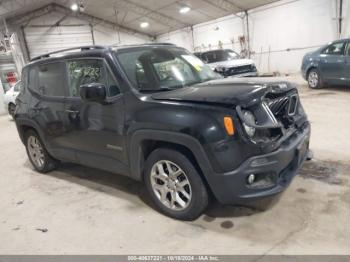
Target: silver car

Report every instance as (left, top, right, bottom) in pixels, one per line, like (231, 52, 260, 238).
(4, 81, 21, 117)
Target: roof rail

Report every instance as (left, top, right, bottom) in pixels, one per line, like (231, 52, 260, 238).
(111, 42, 176, 49)
(30, 45, 107, 62)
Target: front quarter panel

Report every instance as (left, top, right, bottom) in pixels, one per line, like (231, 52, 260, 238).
(302, 53, 320, 79)
(126, 93, 262, 177)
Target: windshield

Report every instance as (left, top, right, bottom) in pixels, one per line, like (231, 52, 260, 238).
(115, 47, 220, 92)
(201, 49, 239, 63)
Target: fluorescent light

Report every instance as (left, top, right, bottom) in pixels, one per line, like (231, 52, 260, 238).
(140, 22, 149, 28)
(71, 3, 79, 11)
(179, 6, 191, 14)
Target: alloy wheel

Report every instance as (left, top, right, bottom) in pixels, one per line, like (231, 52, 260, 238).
(27, 136, 45, 169)
(150, 160, 192, 211)
(308, 71, 319, 88)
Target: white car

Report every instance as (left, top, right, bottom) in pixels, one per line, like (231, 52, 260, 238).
(4, 81, 20, 117)
(194, 49, 258, 78)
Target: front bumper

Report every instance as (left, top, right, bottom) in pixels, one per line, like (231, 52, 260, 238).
(208, 122, 311, 205)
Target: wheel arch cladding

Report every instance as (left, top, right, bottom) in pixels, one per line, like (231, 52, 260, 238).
(128, 130, 212, 184)
(16, 119, 44, 145)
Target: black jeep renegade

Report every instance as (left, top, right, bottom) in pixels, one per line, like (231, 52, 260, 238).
(14, 44, 311, 220)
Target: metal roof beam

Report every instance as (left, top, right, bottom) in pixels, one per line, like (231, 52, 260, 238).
(201, 0, 243, 13)
(5, 3, 154, 38)
(52, 4, 154, 38)
(0, 0, 48, 18)
(113, 0, 189, 29)
(6, 4, 54, 27)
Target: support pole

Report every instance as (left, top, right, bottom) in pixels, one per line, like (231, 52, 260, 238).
(191, 26, 195, 52)
(90, 23, 95, 45)
(245, 10, 250, 58)
(3, 18, 9, 36)
(339, 0, 343, 38)
(19, 26, 30, 62)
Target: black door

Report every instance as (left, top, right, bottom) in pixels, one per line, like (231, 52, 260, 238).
(63, 58, 128, 175)
(27, 62, 75, 161)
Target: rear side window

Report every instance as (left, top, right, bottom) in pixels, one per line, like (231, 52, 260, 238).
(67, 59, 120, 97)
(28, 67, 38, 92)
(28, 62, 67, 97)
(38, 62, 66, 97)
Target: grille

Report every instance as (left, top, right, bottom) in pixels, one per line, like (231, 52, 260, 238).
(265, 93, 299, 128)
(268, 96, 290, 115)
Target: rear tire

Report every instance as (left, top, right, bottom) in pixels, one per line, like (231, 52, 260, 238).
(144, 148, 209, 220)
(307, 68, 324, 89)
(24, 130, 58, 173)
(8, 103, 16, 118)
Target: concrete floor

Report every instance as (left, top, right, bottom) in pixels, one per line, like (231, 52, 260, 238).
(0, 77, 350, 255)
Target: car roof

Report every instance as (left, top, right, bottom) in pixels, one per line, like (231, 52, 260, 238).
(329, 38, 350, 44)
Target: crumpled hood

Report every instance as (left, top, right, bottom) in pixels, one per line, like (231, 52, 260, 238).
(208, 59, 255, 70)
(151, 77, 296, 107)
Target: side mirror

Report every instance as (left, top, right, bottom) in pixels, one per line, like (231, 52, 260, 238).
(80, 83, 106, 103)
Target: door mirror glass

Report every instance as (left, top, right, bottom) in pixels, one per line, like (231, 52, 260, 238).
(80, 83, 106, 103)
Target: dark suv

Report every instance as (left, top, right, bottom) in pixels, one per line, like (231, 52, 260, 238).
(14, 44, 310, 220)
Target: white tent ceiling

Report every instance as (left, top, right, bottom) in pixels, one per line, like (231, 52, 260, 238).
(0, 0, 280, 36)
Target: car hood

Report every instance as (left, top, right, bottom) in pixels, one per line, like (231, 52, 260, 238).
(151, 77, 296, 107)
(208, 59, 255, 70)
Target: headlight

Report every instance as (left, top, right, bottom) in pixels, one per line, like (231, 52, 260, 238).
(242, 110, 256, 137)
(215, 66, 224, 72)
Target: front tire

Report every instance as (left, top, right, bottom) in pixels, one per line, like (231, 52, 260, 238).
(144, 148, 209, 220)
(307, 68, 323, 89)
(25, 130, 58, 173)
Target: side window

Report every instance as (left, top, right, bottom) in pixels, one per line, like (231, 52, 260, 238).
(67, 59, 120, 97)
(28, 66, 38, 92)
(322, 42, 345, 55)
(37, 62, 66, 97)
(345, 43, 350, 56)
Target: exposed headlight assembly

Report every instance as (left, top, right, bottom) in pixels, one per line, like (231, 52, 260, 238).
(242, 110, 256, 137)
